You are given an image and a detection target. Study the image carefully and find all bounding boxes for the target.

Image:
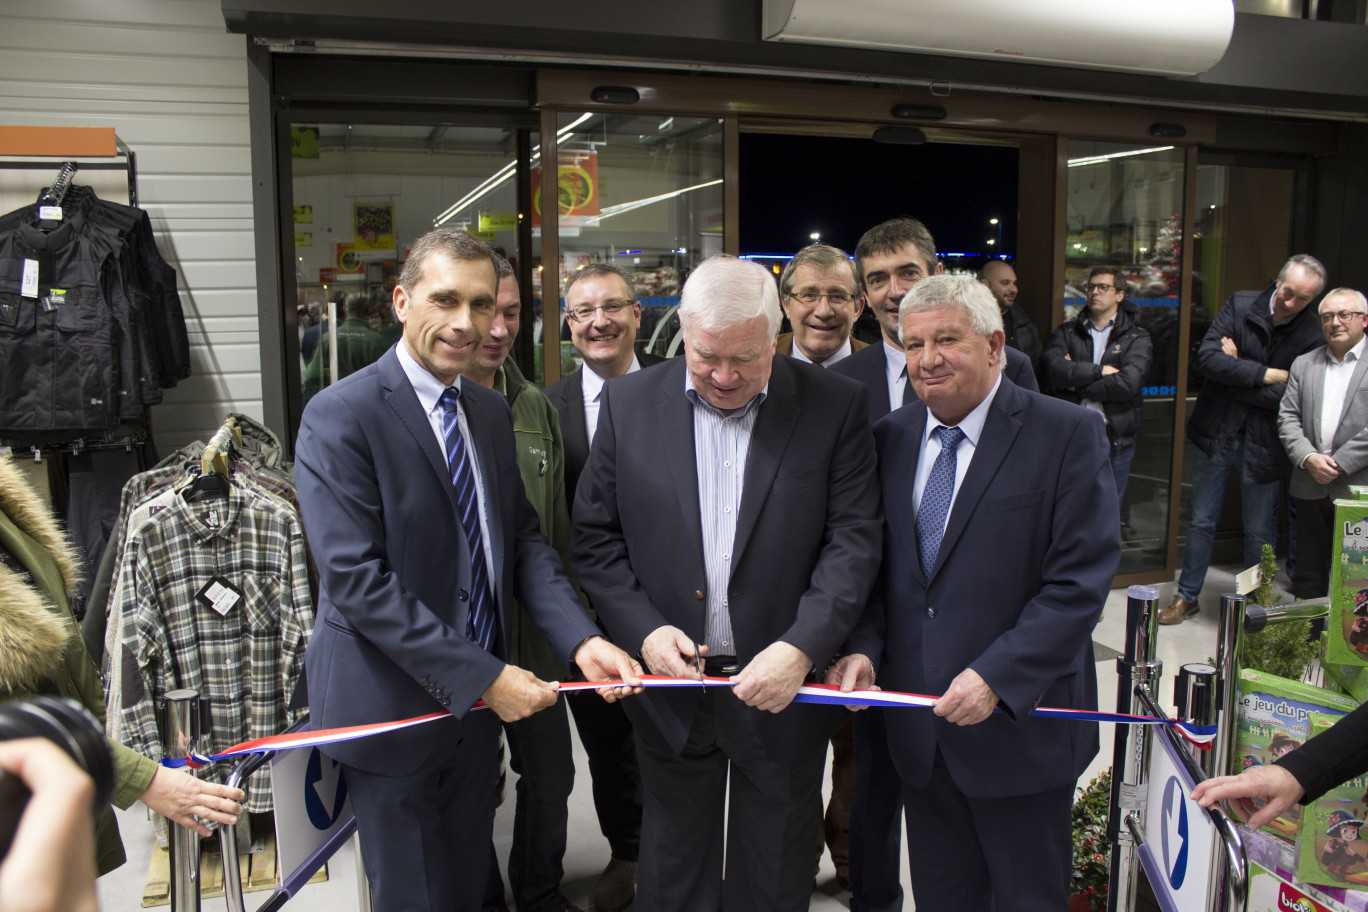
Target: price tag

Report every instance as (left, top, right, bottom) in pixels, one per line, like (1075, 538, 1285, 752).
(195, 577, 243, 617)
(38, 206, 63, 221)
(21, 259, 39, 299)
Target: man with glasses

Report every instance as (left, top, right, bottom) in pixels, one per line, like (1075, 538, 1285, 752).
(1040, 266, 1153, 503)
(1278, 288, 1368, 600)
(777, 244, 868, 367)
(543, 262, 660, 911)
(1159, 254, 1328, 625)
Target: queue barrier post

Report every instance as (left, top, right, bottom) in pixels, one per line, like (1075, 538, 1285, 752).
(161, 689, 202, 912)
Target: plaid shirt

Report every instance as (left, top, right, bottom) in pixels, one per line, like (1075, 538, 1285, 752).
(105, 480, 313, 813)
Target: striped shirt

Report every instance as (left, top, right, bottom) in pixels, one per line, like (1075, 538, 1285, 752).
(685, 377, 767, 655)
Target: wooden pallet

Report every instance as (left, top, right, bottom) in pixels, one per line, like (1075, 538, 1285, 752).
(141, 835, 327, 907)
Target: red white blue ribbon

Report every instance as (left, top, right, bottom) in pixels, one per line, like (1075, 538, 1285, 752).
(161, 675, 1216, 769)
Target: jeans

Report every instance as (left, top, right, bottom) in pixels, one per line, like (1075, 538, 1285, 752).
(1110, 444, 1135, 506)
(1176, 437, 1279, 603)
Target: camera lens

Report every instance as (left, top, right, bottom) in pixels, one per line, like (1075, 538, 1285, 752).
(0, 696, 116, 858)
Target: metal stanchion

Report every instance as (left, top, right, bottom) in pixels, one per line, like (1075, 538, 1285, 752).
(1106, 584, 1163, 912)
(1213, 593, 1247, 788)
(162, 689, 202, 912)
(1174, 662, 1218, 775)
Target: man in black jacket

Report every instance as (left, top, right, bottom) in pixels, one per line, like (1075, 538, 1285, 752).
(979, 260, 1041, 367)
(1159, 254, 1328, 625)
(1040, 267, 1153, 503)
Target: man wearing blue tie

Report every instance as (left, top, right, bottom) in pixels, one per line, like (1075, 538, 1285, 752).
(829, 274, 1118, 911)
(295, 228, 642, 912)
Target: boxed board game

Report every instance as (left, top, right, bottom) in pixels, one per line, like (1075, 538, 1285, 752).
(1247, 825, 1368, 910)
(1299, 713, 1368, 890)
(1322, 633, 1368, 703)
(1236, 669, 1360, 840)
(1347, 486, 1368, 502)
(1327, 500, 1368, 667)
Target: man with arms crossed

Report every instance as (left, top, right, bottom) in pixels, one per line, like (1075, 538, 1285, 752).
(295, 229, 641, 912)
(830, 274, 1119, 911)
(574, 255, 882, 911)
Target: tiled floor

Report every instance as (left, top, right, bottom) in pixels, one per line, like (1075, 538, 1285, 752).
(94, 564, 1258, 911)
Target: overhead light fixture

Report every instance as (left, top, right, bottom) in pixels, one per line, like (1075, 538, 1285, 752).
(872, 126, 927, 145)
(1067, 145, 1174, 167)
(591, 85, 640, 104)
(1149, 122, 1187, 139)
(433, 113, 595, 226)
(891, 103, 947, 121)
(583, 179, 723, 225)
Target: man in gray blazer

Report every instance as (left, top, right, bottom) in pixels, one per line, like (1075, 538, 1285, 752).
(1278, 287, 1368, 599)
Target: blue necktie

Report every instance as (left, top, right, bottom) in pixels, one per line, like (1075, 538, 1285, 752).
(438, 386, 495, 651)
(916, 425, 965, 578)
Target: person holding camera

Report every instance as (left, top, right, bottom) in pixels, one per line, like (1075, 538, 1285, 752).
(0, 455, 244, 875)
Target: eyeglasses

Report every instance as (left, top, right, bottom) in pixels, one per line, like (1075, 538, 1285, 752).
(1321, 310, 1367, 324)
(786, 290, 857, 307)
(566, 300, 634, 322)
(1085, 283, 1117, 294)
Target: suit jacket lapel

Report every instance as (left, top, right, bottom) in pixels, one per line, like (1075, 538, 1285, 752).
(462, 389, 507, 577)
(1305, 356, 1326, 450)
(379, 351, 461, 517)
(1335, 353, 1368, 446)
(656, 364, 706, 558)
(734, 358, 799, 562)
(898, 405, 931, 588)
(927, 383, 1023, 581)
(557, 367, 591, 475)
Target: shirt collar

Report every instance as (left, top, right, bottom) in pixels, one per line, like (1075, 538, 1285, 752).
(397, 340, 459, 415)
(793, 336, 853, 367)
(883, 336, 906, 381)
(1329, 336, 1368, 365)
(684, 371, 768, 418)
(581, 354, 642, 402)
(922, 374, 1002, 449)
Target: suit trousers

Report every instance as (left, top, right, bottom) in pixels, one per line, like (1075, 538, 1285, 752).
(634, 691, 828, 912)
(1292, 496, 1335, 600)
(502, 700, 576, 912)
(345, 711, 501, 912)
(900, 750, 1074, 912)
(848, 709, 905, 912)
(567, 690, 643, 861)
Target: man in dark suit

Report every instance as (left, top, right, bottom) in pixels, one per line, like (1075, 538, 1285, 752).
(542, 262, 660, 911)
(573, 254, 882, 912)
(829, 274, 1119, 911)
(544, 263, 664, 507)
(829, 217, 1036, 912)
(294, 228, 642, 912)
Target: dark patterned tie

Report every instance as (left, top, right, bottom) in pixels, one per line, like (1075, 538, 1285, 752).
(439, 386, 495, 650)
(916, 425, 965, 578)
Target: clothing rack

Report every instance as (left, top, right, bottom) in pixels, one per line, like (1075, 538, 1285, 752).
(200, 417, 243, 477)
(0, 129, 138, 207)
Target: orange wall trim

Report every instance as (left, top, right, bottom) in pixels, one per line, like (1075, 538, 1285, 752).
(0, 126, 117, 157)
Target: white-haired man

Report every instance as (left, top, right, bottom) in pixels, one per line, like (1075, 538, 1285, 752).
(829, 274, 1118, 912)
(573, 254, 883, 911)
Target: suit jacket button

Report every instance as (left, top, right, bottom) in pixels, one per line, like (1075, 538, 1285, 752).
(458, 588, 469, 601)
(694, 590, 704, 600)
(926, 607, 937, 618)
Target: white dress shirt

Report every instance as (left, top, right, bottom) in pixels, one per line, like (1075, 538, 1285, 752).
(912, 375, 1003, 523)
(582, 354, 643, 445)
(791, 336, 853, 367)
(396, 342, 498, 588)
(1320, 336, 1367, 454)
(883, 337, 909, 409)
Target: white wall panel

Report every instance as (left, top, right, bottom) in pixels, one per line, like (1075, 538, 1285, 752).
(0, 0, 259, 454)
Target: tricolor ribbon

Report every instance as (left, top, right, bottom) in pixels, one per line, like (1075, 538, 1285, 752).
(162, 675, 1216, 769)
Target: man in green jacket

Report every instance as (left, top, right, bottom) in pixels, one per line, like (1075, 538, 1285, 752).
(0, 455, 244, 875)
(462, 257, 597, 912)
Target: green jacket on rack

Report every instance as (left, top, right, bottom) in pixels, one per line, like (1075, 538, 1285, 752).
(493, 358, 592, 681)
(0, 455, 159, 875)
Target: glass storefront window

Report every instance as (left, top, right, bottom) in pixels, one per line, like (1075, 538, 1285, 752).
(1065, 141, 1186, 574)
(550, 113, 723, 374)
(290, 123, 538, 401)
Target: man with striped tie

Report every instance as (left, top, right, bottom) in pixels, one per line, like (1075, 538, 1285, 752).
(295, 228, 642, 912)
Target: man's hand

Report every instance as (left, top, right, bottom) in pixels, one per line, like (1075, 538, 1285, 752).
(1264, 367, 1289, 385)
(641, 625, 706, 679)
(1191, 765, 1305, 830)
(571, 636, 645, 703)
(825, 654, 877, 711)
(1306, 453, 1343, 486)
(1221, 336, 1239, 358)
(141, 766, 245, 837)
(481, 665, 559, 722)
(732, 642, 812, 714)
(1101, 365, 1119, 376)
(933, 668, 1000, 726)
(0, 739, 100, 912)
